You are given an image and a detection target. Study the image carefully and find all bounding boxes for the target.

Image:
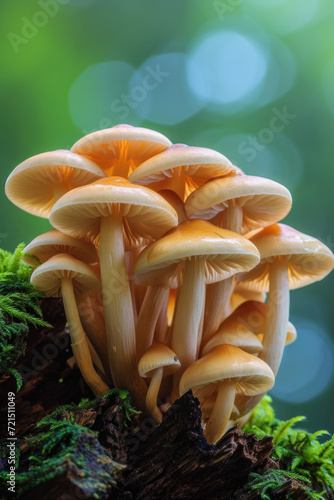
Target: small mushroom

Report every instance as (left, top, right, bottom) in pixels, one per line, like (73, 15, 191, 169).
(129, 144, 241, 202)
(138, 343, 181, 423)
(238, 223, 334, 376)
(5, 150, 106, 217)
(30, 253, 108, 397)
(201, 321, 263, 357)
(71, 124, 171, 177)
(179, 345, 274, 444)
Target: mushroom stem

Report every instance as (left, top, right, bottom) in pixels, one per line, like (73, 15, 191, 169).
(136, 285, 168, 361)
(155, 290, 169, 344)
(100, 209, 147, 404)
(204, 380, 236, 444)
(61, 277, 109, 397)
(202, 277, 235, 347)
(221, 204, 243, 234)
(259, 259, 290, 375)
(146, 367, 164, 423)
(171, 258, 206, 400)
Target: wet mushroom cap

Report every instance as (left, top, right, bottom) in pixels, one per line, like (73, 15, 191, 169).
(5, 150, 106, 218)
(185, 175, 292, 234)
(22, 229, 99, 266)
(135, 219, 260, 287)
(138, 343, 181, 378)
(30, 253, 101, 297)
(238, 223, 334, 291)
(180, 344, 275, 397)
(129, 145, 241, 201)
(49, 176, 178, 247)
(71, 124, 172, 177)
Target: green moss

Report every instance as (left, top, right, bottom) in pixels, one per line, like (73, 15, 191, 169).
(0, 404, 122, 498)
(0, 244, 50, 390)
(243, 396, 334, 498)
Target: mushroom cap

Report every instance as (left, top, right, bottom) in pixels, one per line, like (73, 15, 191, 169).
(30, 253, 101, 298)
(138, 342, 181, 378)
(201, 321, 263, 357)
(49, 176, 178, 248)
(71, 124, 171, 177)
(5, 150, 106, 218)
(180, 344, 274, 397)
(185, 175, 292, 234)
(134, 219, 260, 287)
(227, 284, 266, 316)
(23, 229, 99, 265)
(128, 144, 241, 201)
(238, 223, 334, 291)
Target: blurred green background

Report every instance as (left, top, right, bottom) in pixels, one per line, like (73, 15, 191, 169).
(1, 0, 334, 433)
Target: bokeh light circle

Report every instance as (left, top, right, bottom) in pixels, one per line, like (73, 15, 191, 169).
(69, 61, 139, 134)
(129, 53, 204, 125)
(187, 31, 268, 107)
(270, 320, 334, 403)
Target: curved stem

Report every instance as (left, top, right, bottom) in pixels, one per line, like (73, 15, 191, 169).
(61, 277, 108, 397)
(171, 258, 206, 400)
(146, 367, 164, 423)
(155, 290, 169, 344)
(136, 285, 168, 361)
(202, 277, 235, 348)
(204, 381, 236, 445)
(100, 210, 147, 406)
(259, 260, 290, 376)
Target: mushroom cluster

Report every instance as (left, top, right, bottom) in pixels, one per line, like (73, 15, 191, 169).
(6, 124, 334, 444)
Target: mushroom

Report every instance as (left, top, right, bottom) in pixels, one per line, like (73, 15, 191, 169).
(185, 175, 292, 235)
(21, 229, 110, 379)
(129, 144, 241, 202)
(135, 219, 260, 400)
(30, 253, 108, 397)
(185, 175, 292, 346)
(49, 176, 178, 405)
(22, 229, 99, 266)
(201, 321, 263, 357)
(5, 150, 106, 217)
(224, 300, 296, 346)
(138, 343, 181, 423)
(237, 223, 334, 376)
(179, 344, 274, 444)
(71, 124, 171, 177)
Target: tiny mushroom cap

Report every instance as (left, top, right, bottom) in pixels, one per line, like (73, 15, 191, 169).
(31, 253, 108, 397)
(185, 175, 292, 235)
(201, 321, 263, 357)
(49, 176, 178, 406)
(138, 343, 181, 423)
(179, 344, 274, 444)
(30, 253, 101, 298)
(129, 144, 242, 202)
(71, 124, 172, 177)
(225, 300, 297, 346)
(135, 219, 260, 399)
(5, 150, 106, 218)
(22, 229, 99, 266)
(237, 223, 334, 376)
(222, 283, 266, 320)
